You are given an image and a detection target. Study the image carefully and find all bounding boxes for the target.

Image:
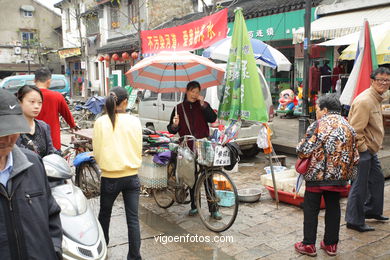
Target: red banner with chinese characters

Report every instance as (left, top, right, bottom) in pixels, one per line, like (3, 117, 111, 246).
(141, 9, 228, 54)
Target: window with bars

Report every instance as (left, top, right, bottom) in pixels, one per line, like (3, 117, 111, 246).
(110, 7, 120, 29)
(127, 0, 139, 23)
(21, 31, 35, 42)
(86, 15, 99, 35)
(66, 8, 71, 31)
(23, 10, 33, 17)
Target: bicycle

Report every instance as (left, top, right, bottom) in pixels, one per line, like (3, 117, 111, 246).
(152, 136, 239, 232)
(62, 132, 101, 199)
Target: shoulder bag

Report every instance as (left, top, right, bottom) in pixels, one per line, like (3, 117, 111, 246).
(295, 121, 319, 175)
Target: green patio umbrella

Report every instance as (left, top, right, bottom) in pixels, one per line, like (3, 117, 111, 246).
(218, 8, 278, 207)
(218, 8, 269, 123)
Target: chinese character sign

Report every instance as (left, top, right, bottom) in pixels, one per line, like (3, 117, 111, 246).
(58, 48, 81, 59)
(218, 8, 268, 123)
(141, 9, 228, 53)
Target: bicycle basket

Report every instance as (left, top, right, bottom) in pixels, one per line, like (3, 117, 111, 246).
(139, 155, 168, 188)
(195, 139, 215, 167)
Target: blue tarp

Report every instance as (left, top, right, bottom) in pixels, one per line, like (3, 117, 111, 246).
(75, 96, 105, 115)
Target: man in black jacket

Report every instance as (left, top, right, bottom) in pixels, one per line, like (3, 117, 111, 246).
(0, 89, 62, 259)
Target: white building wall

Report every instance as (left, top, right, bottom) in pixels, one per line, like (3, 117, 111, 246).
(62, 6, 81, 48)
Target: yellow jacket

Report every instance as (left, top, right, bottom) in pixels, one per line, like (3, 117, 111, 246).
(93, 114, 142, 178)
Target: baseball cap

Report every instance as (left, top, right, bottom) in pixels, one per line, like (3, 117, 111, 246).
(0, 89, 30, 137)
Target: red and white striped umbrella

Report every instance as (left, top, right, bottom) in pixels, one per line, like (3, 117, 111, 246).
(125, 51, 225, 93)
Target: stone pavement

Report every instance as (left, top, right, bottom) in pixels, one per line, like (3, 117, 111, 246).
(62, 115, 390, 259)
(103, 154, 390, 260)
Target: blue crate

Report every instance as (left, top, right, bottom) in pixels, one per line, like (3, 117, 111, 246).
(216, 190, 236, 207)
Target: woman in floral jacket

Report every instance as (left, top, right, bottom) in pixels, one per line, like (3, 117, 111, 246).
(294, 94, 359, 257)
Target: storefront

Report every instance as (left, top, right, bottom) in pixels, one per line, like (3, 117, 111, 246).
(293, 4, 390, 84)
(58, 47, 83, 97)
(96, 35, 138, 95)
(227, 8, 316, 99)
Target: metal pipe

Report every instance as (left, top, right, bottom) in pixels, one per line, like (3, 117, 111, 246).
(298, 0, 312, 140)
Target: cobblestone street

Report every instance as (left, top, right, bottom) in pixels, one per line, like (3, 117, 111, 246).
(97, 155, 390, 260)
(63, 115, 390, 259)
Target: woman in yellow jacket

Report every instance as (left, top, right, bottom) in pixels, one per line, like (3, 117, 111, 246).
(93, 87, 142, 260)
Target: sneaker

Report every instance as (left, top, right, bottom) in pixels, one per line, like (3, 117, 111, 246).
(294, 242, 317, 257)
(188, 208, 198, 216)
(320, 241, 337, 256)
(211, 211, 222, 220)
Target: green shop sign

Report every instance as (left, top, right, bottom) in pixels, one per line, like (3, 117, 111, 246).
(227, 8, 316, 41)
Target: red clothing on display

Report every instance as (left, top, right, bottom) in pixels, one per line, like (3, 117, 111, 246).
(331, 65, 345, 89)
(36, 88, 76, 150)
(309, 65, 321, 92)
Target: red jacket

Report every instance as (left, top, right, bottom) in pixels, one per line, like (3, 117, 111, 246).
(309, 66, 321, 92)
(36, 88, 76, 150)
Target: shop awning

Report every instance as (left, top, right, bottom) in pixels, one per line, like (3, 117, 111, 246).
(318, 22, 390, 46)
(293, 6, 390, 44)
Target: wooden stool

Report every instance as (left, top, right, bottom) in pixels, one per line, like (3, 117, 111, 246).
(271, 155, 287, 166)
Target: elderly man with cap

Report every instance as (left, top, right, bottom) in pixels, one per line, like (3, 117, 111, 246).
(0, 89, 63, 259)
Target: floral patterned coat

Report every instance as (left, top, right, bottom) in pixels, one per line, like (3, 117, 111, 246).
(296, 113, 359, 187)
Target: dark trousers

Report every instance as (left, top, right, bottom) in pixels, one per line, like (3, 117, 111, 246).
(346, 151, 384, 226)
(98, 175, 141, 260)
(303, 190, 341, 245)
(189, 169, 216, 212)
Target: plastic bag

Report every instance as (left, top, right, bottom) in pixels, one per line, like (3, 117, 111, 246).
(176, 140, 196, 188)
(256, 124, 269, 149)
(335, 79, 341, 94)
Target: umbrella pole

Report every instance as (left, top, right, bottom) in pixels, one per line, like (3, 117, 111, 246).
(268, 153, 279, 209)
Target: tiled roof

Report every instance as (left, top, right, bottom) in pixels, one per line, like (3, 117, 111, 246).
(153, 12, 207, 30)
(97, 0, 324, 53)
(96, 34, 138, 54)
(153, 0, 322, 29)
(226, 0, 323, 21)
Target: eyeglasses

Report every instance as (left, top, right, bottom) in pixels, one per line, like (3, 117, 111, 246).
(374, 78, 390, 84)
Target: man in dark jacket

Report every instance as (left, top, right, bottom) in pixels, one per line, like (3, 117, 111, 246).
(0, 89, 62, 259)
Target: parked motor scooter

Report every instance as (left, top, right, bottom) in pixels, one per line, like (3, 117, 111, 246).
(43, 154, 107, 260)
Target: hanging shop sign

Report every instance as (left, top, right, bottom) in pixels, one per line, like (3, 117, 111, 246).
(58, 48, 81, 59)
(227, 9, 315, 41)
(141, 8, 227, 53)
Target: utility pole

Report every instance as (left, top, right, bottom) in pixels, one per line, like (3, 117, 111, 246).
(298, 0, 312, 140)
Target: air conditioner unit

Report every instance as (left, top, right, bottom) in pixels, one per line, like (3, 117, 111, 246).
(14, 46, 22, 55)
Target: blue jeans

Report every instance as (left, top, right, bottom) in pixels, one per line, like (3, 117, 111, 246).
(98, 175, 141, 260)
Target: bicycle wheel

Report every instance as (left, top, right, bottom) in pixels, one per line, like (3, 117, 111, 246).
(153, 161, 175, 208)
(195, 169, 239, 232)
(75, 161, 101, 199)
